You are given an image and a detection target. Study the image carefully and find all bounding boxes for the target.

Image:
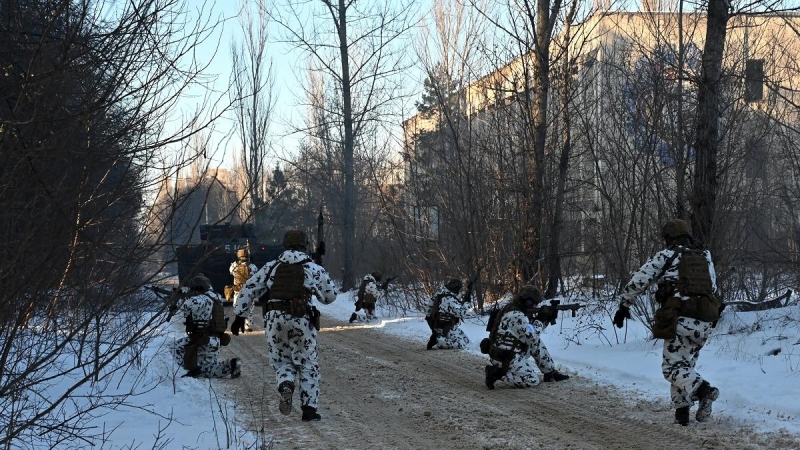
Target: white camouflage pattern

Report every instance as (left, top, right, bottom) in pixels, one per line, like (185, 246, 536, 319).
(426, 285, 471, 349)
(489, 310, 555, 387)
(619, 244, 718, 409)
(170, 293, 234, 378)
(236, 249, 339, 409)
(352, 273, 382, 322)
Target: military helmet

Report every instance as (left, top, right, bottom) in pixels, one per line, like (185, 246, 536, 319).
(282, 229, 307, 251)
(514, 284, 542, 314)
(236, 248, 248, 260)
(371, 271, 382, 282)
(187, 274, 212, 291)
(661, 219, 691, 241)
(445, 278, 462, 293)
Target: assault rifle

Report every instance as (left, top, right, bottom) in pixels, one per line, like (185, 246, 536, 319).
(311, 208, 325, 265)
(380, 276, 396, 291)
(462, 264, 485, 304)
(531, 300, 585, 324)
(147, 285, 188, 321)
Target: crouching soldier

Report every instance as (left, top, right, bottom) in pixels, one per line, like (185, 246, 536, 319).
(482, 285, 569, 389)
(349, 271, 382, 323)
(425, 278, 471, 350)
(233, 230, 340, 421)
(170, 274, 241, 379)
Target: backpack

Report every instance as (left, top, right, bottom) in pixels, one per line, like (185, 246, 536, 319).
(269, 260, 310, 302)
(209, 298, 227, 334)
(233, 263, 251, 286)
(676, 248, 713, 297)
(357, 278, 368, 303)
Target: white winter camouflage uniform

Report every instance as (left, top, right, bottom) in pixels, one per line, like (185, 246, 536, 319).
(352, 273, 381, 322)
(620, 245, 717, 408)
(235, 249, 339, 409)
(230, 261, 258, 330)
(489, 309, 555, 387)
(171, 292, 235, 378)
(426, 285, 471, 349)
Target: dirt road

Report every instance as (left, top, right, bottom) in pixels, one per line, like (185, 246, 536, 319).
(225, 314, 798, 450)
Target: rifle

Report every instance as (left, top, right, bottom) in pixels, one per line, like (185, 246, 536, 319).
(380, 276, 396, 291)
(463, 264, 485, 304)
(147, 285, 187, 321)
(311, 207, 325, 265)
(531, 300, 585, 324)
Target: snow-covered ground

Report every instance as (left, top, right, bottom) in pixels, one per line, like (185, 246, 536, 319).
(49, 287, 800, 449)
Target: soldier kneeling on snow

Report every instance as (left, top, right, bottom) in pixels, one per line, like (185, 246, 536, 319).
(425, 278, 471, 350)
(170, 274, 241, 379)
(482, 285, 569, 389)
(350, 271, 382, 323)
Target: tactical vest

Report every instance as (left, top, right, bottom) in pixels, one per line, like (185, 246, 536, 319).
(661, 248, 721, 323)
(233, 263, 251, 286)
(487, 305, 528, 369)
(269, 260, 310, 302)
(676, 249, 713, 297)
(430, 293, 458, 329)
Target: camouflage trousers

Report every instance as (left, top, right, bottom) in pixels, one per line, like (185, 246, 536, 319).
(661, 316, 713, 408)
(233, 291, 256, 330)
(490, 333, 555, 388)
(265, 311, 321, 409)
(172, 335, 233, 378)
(433, 325, 469, 349)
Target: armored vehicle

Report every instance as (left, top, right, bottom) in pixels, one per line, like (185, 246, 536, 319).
(176, 223, 283, 302)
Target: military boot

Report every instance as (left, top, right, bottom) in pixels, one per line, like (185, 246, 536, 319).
(349, 312, 358, 323)
(543, 371, 570, 382)
(695, 381, 719, 422)
(182, 367, 202, 378)
(301, 405, 322, 422)
(675, 406, 690, 426)
(278, 381, 294, 416)
(426, 333, 438, 350)
(230, 358, 241, 379)
(484, 365, 505, 390)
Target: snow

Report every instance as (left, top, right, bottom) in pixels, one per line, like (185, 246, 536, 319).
(48, 288, 800, 448)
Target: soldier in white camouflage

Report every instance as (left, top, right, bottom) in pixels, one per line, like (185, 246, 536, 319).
(170, 274, 240, 379)
(349, 271, 382, 323)
(613, 219, 722, 426)
(483, 285, 569, 389)
(233, 230, 339, 422)
(425, 278, 471, 350)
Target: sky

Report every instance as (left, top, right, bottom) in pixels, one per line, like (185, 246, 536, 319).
(61, 286, 800, 449)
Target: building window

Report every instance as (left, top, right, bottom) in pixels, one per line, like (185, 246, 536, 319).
(744, 59, 764, 102)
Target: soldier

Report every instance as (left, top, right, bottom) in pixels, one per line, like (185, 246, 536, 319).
(232, 229, 339, 421)
(349, 271, 382, 323)
(613, 218, 722, 426)
(170, 274, 241, 379)
(229, 248, 258, 333)
(483, 285, 569, 389)
(425, 278, 471, 350)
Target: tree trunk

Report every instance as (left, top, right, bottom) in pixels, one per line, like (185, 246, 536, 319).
(338, 0, 356, 290)
(691, 0, 729, 249)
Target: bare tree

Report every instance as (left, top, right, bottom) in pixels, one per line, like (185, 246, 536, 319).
(271, 0, 419, 289)
(0, 0, 226, 446)
(230, 0, 276, 236)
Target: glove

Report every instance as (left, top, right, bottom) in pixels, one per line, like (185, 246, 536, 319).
(613, 305, 631, 328)
(230, 315, 246, 336)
